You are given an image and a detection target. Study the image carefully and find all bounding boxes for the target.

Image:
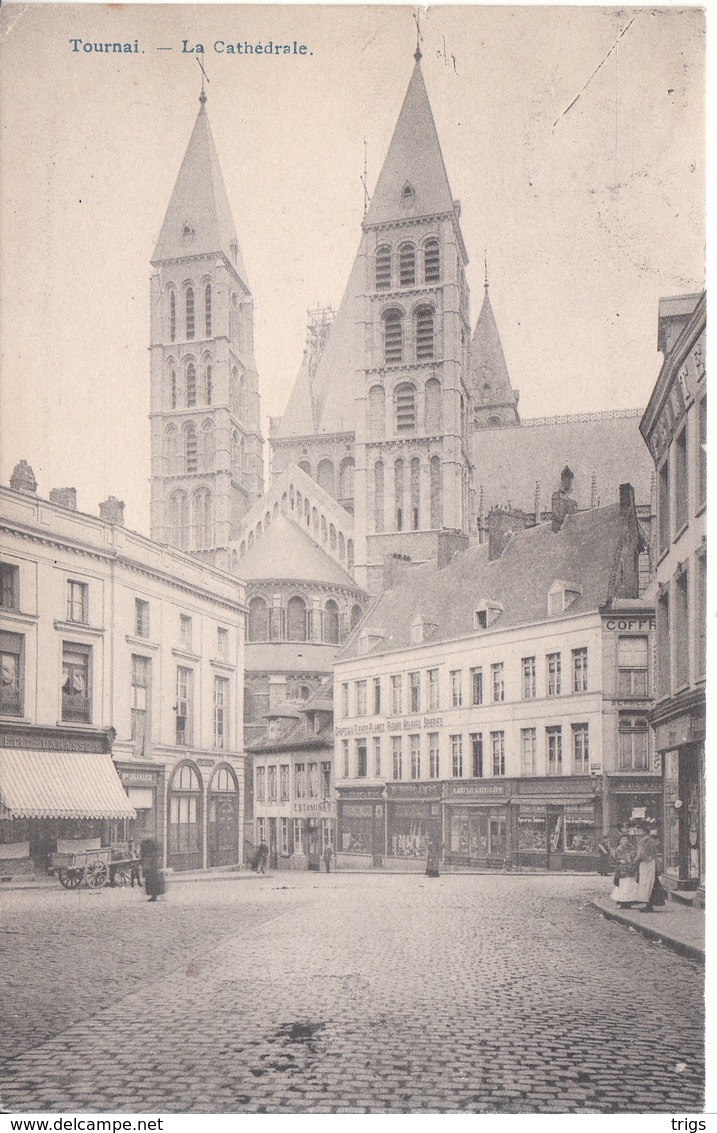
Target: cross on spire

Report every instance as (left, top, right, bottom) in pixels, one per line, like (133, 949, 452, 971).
(413, 7, 423, 62)
(197, 57, 209, 106)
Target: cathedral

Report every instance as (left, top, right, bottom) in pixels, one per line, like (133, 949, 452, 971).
(148, 49, 654, 736)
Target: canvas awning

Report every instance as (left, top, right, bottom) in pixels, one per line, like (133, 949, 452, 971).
(0, 749, 136, 820)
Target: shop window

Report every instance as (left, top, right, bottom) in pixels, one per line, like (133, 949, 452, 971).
(392, 735, 403, 780)
(470, 733, 484, 778)
(491, 662, 505, 703)
(564, 806, 596, 854)
(572, 723, 589, 774)
(175, 666, 193, 746)
(618, 718, 649, 770)
(521, 728, 536, 775)
(450, 669, 462, 708)
(410, 734, 421, 779)
(409, 671, 421, 713)
(572, 647, 588, 693)
(658, 458, 670, 554)
(373, 677, 382, 715)
(428, 733, 440, 779)
(383, 309, 403, 364)
(295, 763, 306, 798)
(66, 579, 88, 624)
(0, 563, 19, 610)
(135, 598, 150, 639)
(491, 731, 505, 777)
(617, 636, 648, 696)
(62, 644, 91, 723)
(390, 674, 402, 715)
(522, 656, 536, 699)
(424, 238, 440, 283)
(428, 668, 439, 710)
(546, 652, 561, 696)
(0, 631, 23, 716)
(373, 737, 382, 777)
(131, 655, 150, 755)
(376, 245, 391, 290)
(356, 680, 367, 716)
(451, 735, 463, 778)
(546, 726, 562, 775)
(674, 425, 688, 533)
(214, 676, 229, 749)
(471, 667, 483, 706)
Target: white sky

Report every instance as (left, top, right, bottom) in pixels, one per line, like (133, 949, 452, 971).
(0, 4, 705, 535)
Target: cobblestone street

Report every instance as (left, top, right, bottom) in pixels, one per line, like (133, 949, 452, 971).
(0, 872, 704, 1113)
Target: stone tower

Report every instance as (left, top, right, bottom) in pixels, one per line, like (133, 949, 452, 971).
(149, 92, 263, 552)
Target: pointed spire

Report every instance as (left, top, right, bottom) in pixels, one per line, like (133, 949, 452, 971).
(152, 100, 249, 288)
(471, 287, 518, 415)
(364, 60, 455, 227)
(484, 251, 489, 290)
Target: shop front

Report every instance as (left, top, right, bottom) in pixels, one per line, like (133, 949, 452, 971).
(512, 779, 603, 872)
(292, 798, 336, 870)
(443, 781, 511, 868)
(336, 785, 385, 869)
(114, 764, 164, 850)
(0, 726, 135, 876)
(654, 698, 705, 894)
(386, 782, 442, 870)
(606, 773, 662, 844)
(208, 765, 241, 867)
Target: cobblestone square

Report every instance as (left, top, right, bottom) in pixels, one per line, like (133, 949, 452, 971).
(0, 873, 704, 1113)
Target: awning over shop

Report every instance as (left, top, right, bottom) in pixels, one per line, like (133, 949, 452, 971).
(510, 796, 597, 808)
(0, 749, 136, 820)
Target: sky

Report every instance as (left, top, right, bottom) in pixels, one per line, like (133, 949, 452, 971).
(0, 4, 706, 536)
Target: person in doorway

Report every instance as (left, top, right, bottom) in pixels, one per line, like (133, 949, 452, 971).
(323, 844, 333, 873)
(140, 837, 166, 902)
(610, 833, 639, 907)
(632, 821, 659, 912)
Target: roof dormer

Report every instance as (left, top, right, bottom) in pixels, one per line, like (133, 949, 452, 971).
(548, 580, 582, 616)
(474, 599, 503, 629)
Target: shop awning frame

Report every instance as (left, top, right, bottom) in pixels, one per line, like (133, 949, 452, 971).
(0, 749, 136, 820)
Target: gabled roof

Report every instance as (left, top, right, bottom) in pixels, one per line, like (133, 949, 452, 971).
(238, 513, 355, 586)
(338, 503, 640, 660)
(471, 288, 517, 408)
(152, 100, 249, 288)
(364, 60, 455, 227)
(276, 354, 318, 438)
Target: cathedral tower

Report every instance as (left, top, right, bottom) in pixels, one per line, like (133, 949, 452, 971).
(149, 92, 263, 553)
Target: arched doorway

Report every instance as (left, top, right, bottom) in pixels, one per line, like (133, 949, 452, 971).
(168, 762, 203, 871)
(208, 766, 239, 867)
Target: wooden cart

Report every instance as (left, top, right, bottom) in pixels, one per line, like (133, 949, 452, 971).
(51, 844, 138, 889)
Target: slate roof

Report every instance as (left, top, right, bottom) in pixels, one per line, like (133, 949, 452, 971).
(152, 102, 250, 288)
(474, 414, 654, 515)
(339, 503, 636, 660)
(238, 514, 356, 587)
(248, 677, 335, 753)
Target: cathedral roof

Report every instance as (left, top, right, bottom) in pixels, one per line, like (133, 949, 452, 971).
(364, 60, 456, 227)
(273, 354, 318, 439)
(471, 288, 517, 408)
(238, 514, 356, 587)
(152, 100, 249, 288)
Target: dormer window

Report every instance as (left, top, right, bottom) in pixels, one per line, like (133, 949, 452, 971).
(474, 600, 503, 629)
(548, 580, 582, 616)
(401, 182, 415, 206)
(182, 224, 194, 244)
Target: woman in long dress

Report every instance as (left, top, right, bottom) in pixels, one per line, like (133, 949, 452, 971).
(632, 824, 658, 911)
(140, 837, 166, 902)
(610, 834, 640, 906)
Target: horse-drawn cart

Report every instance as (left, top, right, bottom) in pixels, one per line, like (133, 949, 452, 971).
(51, 843, 138, 889)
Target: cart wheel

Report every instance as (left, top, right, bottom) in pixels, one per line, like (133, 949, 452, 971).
(85, 860, 109, 888)
(58, 868, 82, 889)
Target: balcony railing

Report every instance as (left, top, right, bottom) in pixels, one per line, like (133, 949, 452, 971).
(62, 694, 91, 723)
(0, 687, 23, 716)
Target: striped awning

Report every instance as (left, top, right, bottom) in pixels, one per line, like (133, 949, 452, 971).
(0, 749, 136, 820)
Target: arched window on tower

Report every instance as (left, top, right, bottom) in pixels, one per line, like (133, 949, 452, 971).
(168, 490, 189, 550)
(374, 460, 384, 533)
(339, 458, 355, 504)
(376, 245, 391, 290)
(324, 599, 339, 644)
(165, 425, 179, 476)
(415, 306, 435, 362)
(204, 283, 212, 337)
(230, 293, 239, 343)
(399, 243, 416, 287)
(184, 422, 198, 473)
(430, 456, 442, 529)
(231, 431, 241, 483)
(395, 458, 405, 531)
(201, 420, 215, 472)
(395, 382, 417, 434)
(169, 290, 177, 342)
(287, 596, 307, 642)
(317, 459, 335, 496)
(186, 362, 197, 408)
(193, 488, 213, 549)
(169, 365, 177, 409)
(186, 286, 195, 340)
(248, 597, 268, 642)
(239, 373, 246, 420)
(424, 239, 440, 283)
(383, 308, 403, 365)
(205, 362, 212, 405)
(411, 458, 421, 530)
(368, 385, 385, 441)
(425, 378, 441, 433)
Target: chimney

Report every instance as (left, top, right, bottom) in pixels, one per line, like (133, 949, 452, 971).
(488, 507, 526, 561)
(99, 496, 125, 526)
(551, 465, 578, 532)
(9, 460, 37, 495)
(619, 483, 635, 515)
(49, 487, 77, 511)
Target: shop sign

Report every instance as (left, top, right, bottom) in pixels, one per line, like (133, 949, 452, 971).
(292, 800, 334, 816)
(118, 769, 158, 786)
(336, 716, 444, 739)
(604, 618, 655, 631)
(446, 782, 508, 798)
(0, 731, 105, 753)
(197, 757, 215, 767)
(608, 776, 662, 794)
(386, 783, 442, 800)
(341, 803, 374, 818)
(336, 785, 385, 800)
(654, 714, 692, 751)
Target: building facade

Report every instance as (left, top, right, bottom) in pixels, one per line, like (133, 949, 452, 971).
(333, 483, 657, 871)
(0, 467, 246, 875)
(640, 291, 706, 900)
(250, 681, 335, 870)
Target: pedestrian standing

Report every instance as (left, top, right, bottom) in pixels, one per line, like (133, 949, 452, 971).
(140, 837, 166, 902)
(258, 840, 269, 874)
(425, 839, 440, 878)
(632, 821, 659, 912)
(323, 844, 333, 873)
(128, 839, 142, 889)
